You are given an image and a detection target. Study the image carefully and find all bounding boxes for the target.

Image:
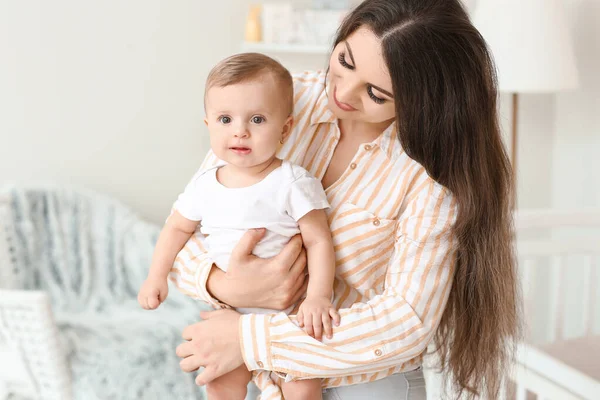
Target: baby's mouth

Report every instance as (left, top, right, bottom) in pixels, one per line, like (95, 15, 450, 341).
(229, 146, 252, 154)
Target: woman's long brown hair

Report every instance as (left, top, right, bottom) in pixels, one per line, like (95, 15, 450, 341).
(333, 1, 521, 398)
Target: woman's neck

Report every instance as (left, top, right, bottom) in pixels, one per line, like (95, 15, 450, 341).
(338, 118, 394, 143)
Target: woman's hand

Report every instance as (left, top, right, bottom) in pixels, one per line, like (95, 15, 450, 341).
(207, 229, 308, 310)
(176, 309, 244, 386)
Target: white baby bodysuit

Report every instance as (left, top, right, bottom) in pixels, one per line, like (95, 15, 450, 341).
(174, 160, 330, 314)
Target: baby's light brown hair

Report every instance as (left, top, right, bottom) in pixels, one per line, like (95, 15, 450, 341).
(204, 53, 294, 116)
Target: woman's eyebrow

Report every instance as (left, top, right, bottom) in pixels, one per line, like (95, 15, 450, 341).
(344, 40, 394, 99)
(371, 84, 393, 98)
(344, 40, 356, 65)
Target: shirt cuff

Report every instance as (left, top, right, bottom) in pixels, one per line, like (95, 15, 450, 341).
(239, 314, 271, 371)
(194, 254, 231, 309)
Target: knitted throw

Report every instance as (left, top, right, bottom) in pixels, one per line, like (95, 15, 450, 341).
(1, 185, 208, 400)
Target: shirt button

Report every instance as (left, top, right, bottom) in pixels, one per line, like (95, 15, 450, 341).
(374, 349, 383, 357)
(350, 163, 357, 169)
(364, 144, 372, 151)
(373, 219, 381, 226)
(257, 361, 264, 368)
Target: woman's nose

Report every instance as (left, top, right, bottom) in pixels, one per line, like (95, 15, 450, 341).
(336, 74, 360, 103)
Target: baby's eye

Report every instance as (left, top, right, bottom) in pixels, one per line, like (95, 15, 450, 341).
(218, 116, 231, 124)
(251, 116, 265, 124)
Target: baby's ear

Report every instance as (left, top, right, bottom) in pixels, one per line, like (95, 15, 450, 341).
(203, 118, 208, 127)
(282, 116, 294, 140)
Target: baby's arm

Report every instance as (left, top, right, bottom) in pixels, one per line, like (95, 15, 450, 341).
(296, 209, 340, 340)
(138, 211, 200, 309)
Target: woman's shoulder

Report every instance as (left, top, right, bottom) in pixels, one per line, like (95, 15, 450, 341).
(289, 70, 329, 126)
(292, 69, 326, 84)
(292, 70, 327, 98)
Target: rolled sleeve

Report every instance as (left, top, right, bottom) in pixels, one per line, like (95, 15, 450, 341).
(239, 180, 458, 379)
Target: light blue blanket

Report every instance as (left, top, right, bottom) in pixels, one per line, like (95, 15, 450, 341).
(3, 184, 208, 400)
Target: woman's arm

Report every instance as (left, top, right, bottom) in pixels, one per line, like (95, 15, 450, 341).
(176, 179, 457, 385)
(238, 180, 458, 378)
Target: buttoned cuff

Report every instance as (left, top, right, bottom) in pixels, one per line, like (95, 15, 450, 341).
(239, 314, 271, 371)
(194, 254, 231, 309)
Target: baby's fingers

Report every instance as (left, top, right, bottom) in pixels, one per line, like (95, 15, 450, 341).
(304, 312, 314, 338)
(330, 308, 341, 326)
(323, 314, 333, 340)
(313, 313, 323, 341)
(147, 288, 161, 309)
(297, 309, 304, 327)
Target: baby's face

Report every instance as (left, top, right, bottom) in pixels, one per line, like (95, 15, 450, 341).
(204, 76, 292, 169)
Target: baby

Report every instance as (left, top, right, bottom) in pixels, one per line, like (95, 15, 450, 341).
(138, 53, 338, 400)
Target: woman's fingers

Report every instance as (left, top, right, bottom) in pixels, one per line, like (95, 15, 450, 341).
(275, 235, 303, 271)
(179, 354, 202, 372)
(231, 228, 265, 262)
(297, 309, 304, 327)
(289, 279, 308, 307)
(195, 366, 218, 386)
(322, 314, 333, 340)
(288, 246, 307, 277)
(175, 341, 194, 358)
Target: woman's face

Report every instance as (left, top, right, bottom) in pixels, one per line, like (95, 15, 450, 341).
(327, 26, 396, 124)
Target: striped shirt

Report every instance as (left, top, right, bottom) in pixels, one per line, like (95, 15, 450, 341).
(169, 70, 457, 397)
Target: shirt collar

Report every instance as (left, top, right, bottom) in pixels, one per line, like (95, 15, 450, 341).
(310, 87, 337, 126)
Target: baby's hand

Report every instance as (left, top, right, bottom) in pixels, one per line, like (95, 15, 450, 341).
(296, 296, 340, 341)
(137, 276, 168, 310)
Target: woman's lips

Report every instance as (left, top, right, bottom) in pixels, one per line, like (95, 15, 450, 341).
(333, 87, 357, 112)
(230, 147, 251, 155)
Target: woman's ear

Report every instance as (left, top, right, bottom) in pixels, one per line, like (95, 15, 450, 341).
(204, 118, 208, 127)
(281, 116, 294, 141)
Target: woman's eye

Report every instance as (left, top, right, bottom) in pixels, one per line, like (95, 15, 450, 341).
(251, 116, 265, 124)
(338, 52, 354, 70)
(218, 116, 231, 124)
(367, 86, 385, 104)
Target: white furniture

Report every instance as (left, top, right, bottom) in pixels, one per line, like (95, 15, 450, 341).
(509, 209, 600, 399)
(0, 193, 72, 400)
(0, 290, 72, 400)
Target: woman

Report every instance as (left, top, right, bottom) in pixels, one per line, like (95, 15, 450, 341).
(172, 0, 520, 398)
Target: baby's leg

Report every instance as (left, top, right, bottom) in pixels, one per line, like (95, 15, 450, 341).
(281, 378, 323, 400)
(205, 365, 252, 400)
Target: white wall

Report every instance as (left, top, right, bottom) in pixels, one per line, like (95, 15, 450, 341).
(0, 0, 257, 223)
(551, 0, 600, 209)
(1, 0, 598, 226)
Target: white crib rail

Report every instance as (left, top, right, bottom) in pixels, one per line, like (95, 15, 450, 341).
(508, 208, 600, 400)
